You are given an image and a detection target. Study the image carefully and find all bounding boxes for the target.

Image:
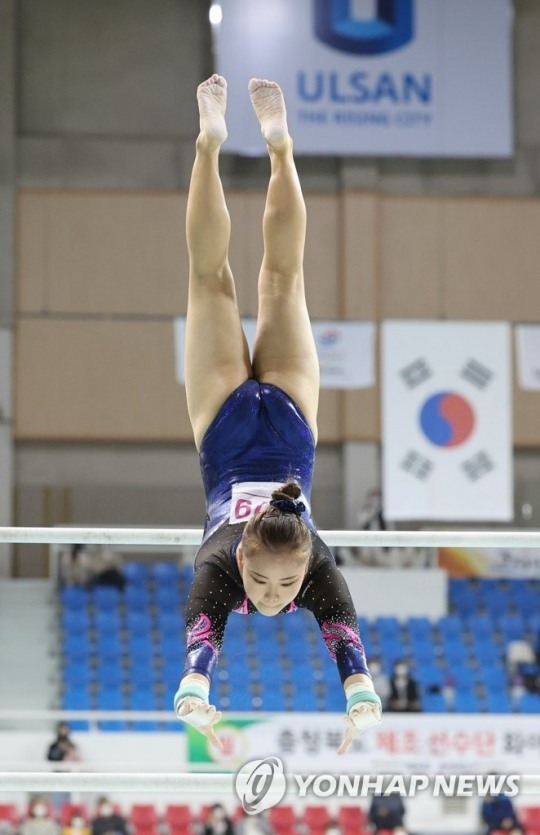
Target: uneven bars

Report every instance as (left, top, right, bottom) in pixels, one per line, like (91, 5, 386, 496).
(0, 527, 540, 548)
(1, 772, 540, 794)
(0, 772, 235, 793)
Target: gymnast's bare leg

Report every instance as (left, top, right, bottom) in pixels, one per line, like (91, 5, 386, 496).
(249, 79, 320, 442)
(184, 74, 251, 451)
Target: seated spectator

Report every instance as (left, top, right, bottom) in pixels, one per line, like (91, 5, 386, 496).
(506, 639, 535, 679)
(203, 804, 235, 835)
(388, 660, 421, 712)
(324, 823, 343, 835)
(61, 545, 125, 590)
(91, 799, 128, 835)
(20, 799, 59, 835)
(368, 794, 406, 834)
(62, 814, 90, 835)
(481, 792, 523, 834)
(369, 656, 391, 710)
(235, 812, 272, 834)
(46, 723, 81, 763)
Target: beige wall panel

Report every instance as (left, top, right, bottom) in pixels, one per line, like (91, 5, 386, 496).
(17, 192, 49, 312)
(443, 198, 540, 322)
(18, 191, 189, 316)
(342, 193, 378, 320)
(227, 192, 265, 317)
(514, 347, 540, 446)
(15, 320, 191, 440)
(342, 388, 379, 441)
(304, 195, 340, 319)
(317, 391, 342, 443)
(380, 197, 444, 319)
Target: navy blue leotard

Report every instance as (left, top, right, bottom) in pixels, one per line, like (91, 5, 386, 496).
(183, 380, 370, 686)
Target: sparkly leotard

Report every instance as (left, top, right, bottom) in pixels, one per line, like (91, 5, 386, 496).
(183, 380, 370, 685)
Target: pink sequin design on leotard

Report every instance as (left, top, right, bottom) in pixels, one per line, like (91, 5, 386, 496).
(233, 595, 250, 614)
(321, 620, 363, 660)
(187, 613, 217, 650)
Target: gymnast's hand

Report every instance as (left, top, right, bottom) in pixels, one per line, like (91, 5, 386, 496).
(337, 688, 382, 755)
(175, 695, 224, 751)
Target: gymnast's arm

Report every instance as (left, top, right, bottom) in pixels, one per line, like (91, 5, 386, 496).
(175, 560, 243, 746)
(303, 557, 382, 752)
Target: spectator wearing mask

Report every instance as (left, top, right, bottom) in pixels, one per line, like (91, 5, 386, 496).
(91, 800, 128, 835)
(20, 799, 59, 835)
(62, 815, 90, 835)
(481, 792, 523, 835)
(46, 723, 82, 762)
(368, 794, 407, 834)
(203, 804, 235, 835)
(388, 660, 420, 712)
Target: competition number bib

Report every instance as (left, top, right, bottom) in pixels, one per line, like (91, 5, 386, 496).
(229, 481, 308, 525)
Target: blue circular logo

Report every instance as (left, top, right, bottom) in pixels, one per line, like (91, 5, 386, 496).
(419, 391, 475, 448)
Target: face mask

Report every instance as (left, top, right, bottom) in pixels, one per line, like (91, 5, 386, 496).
(395, 664, 408, 676)
(370, 663, 381, 675)
(99, 807, 112, 818)
(71, 819, 84, 829)
(33, 806, 47, 818)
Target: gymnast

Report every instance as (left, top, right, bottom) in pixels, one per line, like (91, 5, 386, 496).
(174, 74, 382, 753)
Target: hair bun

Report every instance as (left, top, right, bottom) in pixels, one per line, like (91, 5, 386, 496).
(271, 480, 301, 502)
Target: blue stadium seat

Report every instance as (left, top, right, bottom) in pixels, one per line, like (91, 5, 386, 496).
(374, 616, 401, 639)
(151, 562, 180, 585)
(127, 638, 155, 663)
(124, 586, 150, 609)
(482, 590, 510, 617)
(465, 613, 495, 640)
(125, 611, 153, 637)
(289, 688, 319, 711)
(63, 685, 91, 709)
(517, 590, 540, 617)
(497, 614, 526, 641)
(468, 636, 502, 664)
(64, 635, 92, 664)
(130, 689, 158, 710)
(96, 663, 124, 689)
(485, 692, 514, 713)
(129, 664, 157, 689)
(453, 692, 483, 712)
(258, 689, 287, 711)
(96, 687, 125, 710)
(63, 663, 92, 689)
(228, 690, 259, 711)
(156, 611, 184, 637)
(323, 689, 346, 712)
(477, 664, 508, 689)
(421, 692, 449, 712)
(61, 610, 90, 636)
(451, 666, 477, 689)
(518, 693, 540, 714)
(93, 587, 122, 610)
(448, 581, 477, 615)
(95, 636, 124, 664)
(154, 585, 180, 609)
(407, 617, 432, 640)
(437, 615, 463, 639)
(60, 586, 90, 611)
(123, 562, 149, 587)
(440, 637, 469, 664)
(94, 611, 122, 635)
(415, 665, 445, 689)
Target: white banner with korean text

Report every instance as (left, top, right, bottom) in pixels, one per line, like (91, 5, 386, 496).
(212, 0, 513, 157)
(381, 321, 512, 521)
(174, 318, 375, 390)
(187, 713, 540, 774)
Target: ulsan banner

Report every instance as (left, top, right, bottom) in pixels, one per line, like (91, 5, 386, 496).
(213, 0, 513, 157)
(381, 322, 512, 521)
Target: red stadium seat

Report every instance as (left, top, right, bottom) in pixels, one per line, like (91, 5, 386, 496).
(523, 808, 540, 826)
(130, 805, 159, 830)
(0, 806, 19, 825)
(60, 804, 89, 826)
(163, 806, 192, 828)
(337, 806, 366, 829)
(268, 805, 297, 831)
(303, 806, 331, 829)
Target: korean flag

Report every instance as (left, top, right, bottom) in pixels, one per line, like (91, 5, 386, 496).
(382, 321, 513, 521)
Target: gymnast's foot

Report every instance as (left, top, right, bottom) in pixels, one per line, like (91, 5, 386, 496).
(197, 74, 228, 152)
(248, 78, 290, 152)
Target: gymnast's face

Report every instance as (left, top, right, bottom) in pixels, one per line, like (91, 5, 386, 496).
(237, 545, 306, 616)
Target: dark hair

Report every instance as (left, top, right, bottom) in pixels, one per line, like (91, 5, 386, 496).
(241, 481, 311, 563)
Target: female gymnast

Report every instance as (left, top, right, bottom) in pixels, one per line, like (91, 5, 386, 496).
(174, 74, 381, 753)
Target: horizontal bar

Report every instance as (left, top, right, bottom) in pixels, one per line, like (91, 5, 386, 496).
(0, 526, 539, 548)
(0, 772, 235, 793)
(1, 772, 539, 794)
